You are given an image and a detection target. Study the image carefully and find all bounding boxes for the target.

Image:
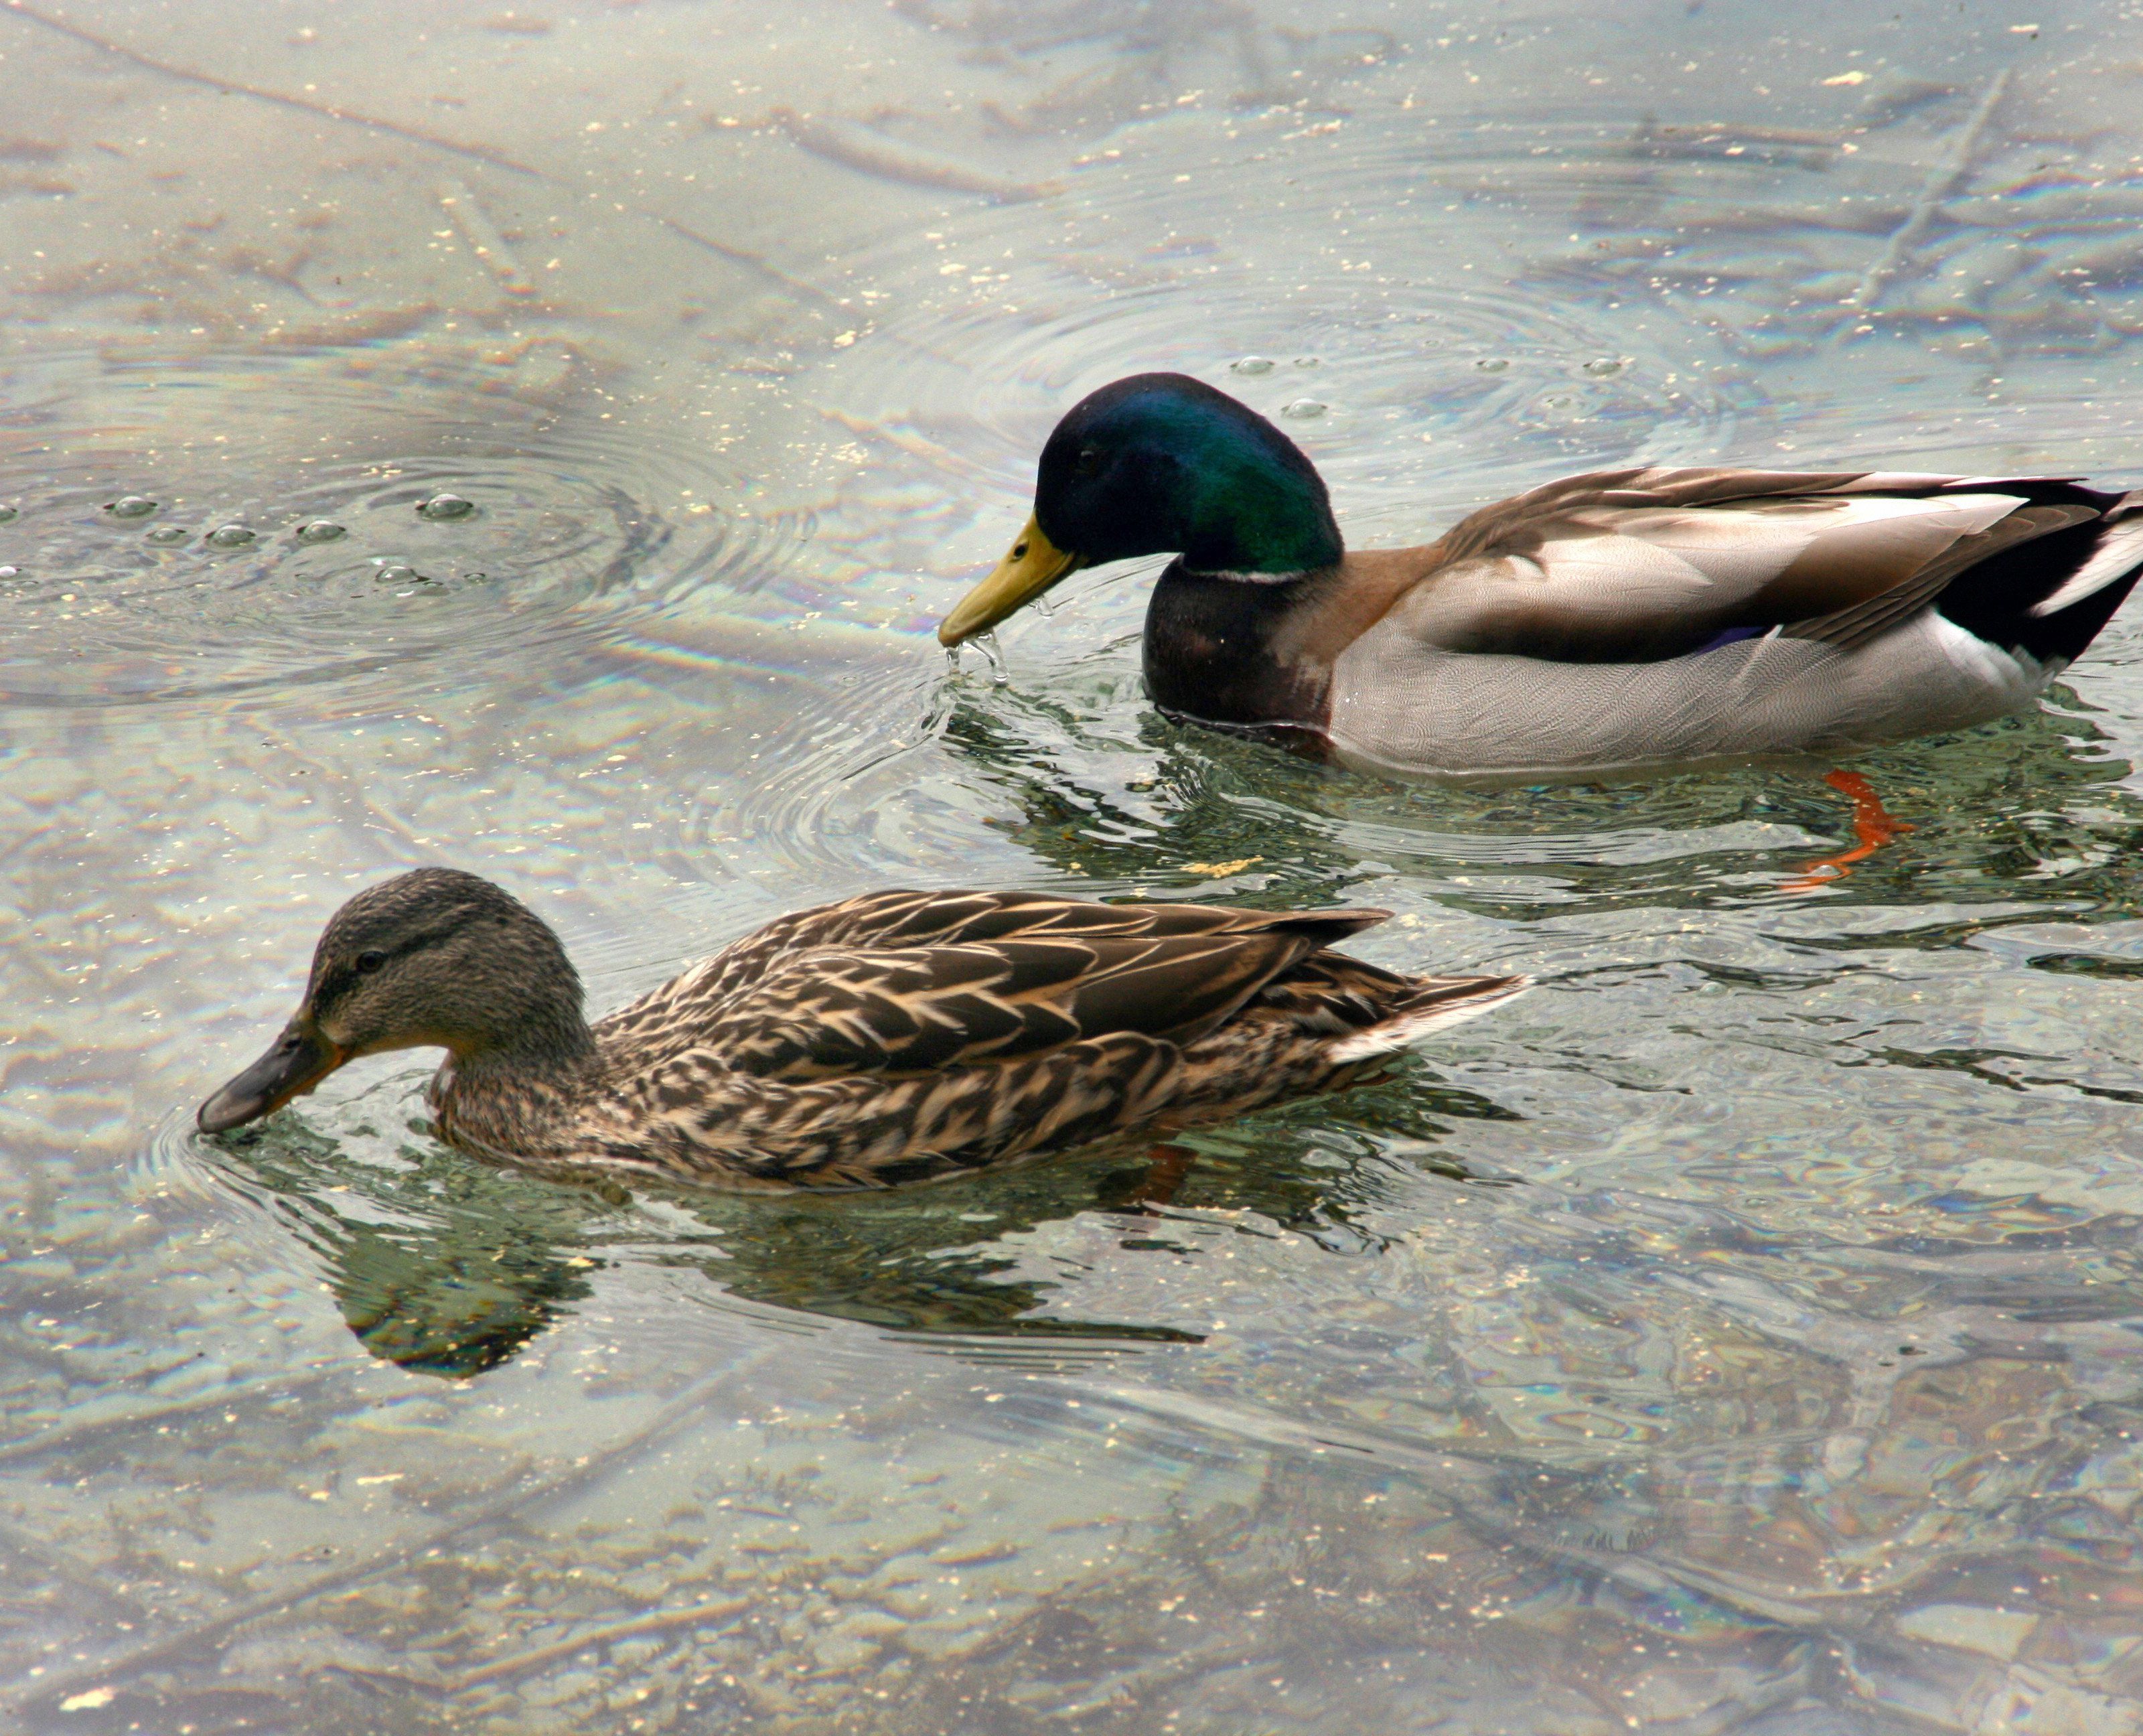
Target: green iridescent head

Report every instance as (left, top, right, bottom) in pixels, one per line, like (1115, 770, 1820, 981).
(940, 373, 1344, 645)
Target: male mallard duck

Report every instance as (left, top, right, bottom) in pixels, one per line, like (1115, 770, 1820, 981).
(198, 869, 1524, 1189)
(938, 373, 2143, 778)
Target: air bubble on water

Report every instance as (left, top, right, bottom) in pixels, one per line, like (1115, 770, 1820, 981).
(375, 561, 428, 585)
(206, 524, 256, 549)
(417, 492, 475, 520)
(1231, 356, 1274, 375)
(1584, 357, 1626, 376)
(0, 506, 16, 524)
(0, 565, 19, 580)
(1282, 399, 1327, 419)
(296, 520, 347, 544)
(146, 526, 190, 545)
(106, 496, 158, 518)
(1475, 358, 1509, 374)
(1542, 394, 1574, 409)
(1291, 355, 1321, 368)
(974, 630, 1009, 686)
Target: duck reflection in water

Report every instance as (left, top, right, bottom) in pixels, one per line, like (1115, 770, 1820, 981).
(208, 1070, 1522, 1378)
(938, 596, 2143, 920)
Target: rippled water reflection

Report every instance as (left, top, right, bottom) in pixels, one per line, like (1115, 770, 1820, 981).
(6, 1, 2143, 1731)
(0, 344, 782, 705)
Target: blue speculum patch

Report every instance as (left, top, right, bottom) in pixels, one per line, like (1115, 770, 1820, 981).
(1689, 624, 1768, 656)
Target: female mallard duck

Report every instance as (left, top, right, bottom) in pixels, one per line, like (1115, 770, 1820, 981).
(938, 372, 2143, 778)
(198, 869, 1524, 1189)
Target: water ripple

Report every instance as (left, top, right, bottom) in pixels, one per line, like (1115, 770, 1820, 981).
(0, 342, 776, 708)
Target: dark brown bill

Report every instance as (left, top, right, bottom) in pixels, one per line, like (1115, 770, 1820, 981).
(198, 1019, 346, 1135)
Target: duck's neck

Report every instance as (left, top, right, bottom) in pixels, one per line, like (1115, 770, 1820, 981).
(1143, 561, 1338, 745)
(1181, 496, 1343, 577)
(431, 1021, 604, 1162)
(1170, 422, 1343, 577)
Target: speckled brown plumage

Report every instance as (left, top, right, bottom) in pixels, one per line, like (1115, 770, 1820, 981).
(200, 873, 1526, 1190)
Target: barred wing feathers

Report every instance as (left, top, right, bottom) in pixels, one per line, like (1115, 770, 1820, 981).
(601, 889, 1390, 1045)
(706, 922, 1382, 1082)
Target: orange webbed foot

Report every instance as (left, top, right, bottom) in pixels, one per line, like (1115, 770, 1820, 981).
(1781, 769, 1916, 893)
(1121, 1141, 1196, 1214)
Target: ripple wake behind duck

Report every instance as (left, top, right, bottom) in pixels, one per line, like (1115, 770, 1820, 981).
(197, 869, 1525, 1189)
(939, 372, 2143, 779)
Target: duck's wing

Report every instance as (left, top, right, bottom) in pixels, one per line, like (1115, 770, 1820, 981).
(697, 905, 1393, 1081)
(1402, 467, 2138, 663)
(609, 889, 1388, 1037)
(744, 888, 1384, 950)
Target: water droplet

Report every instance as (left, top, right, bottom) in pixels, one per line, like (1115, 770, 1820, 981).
(0, 505, 16, 524)
(295, 520, 347, 544)
(1231, 356, 1274, 375)
(1281, 398, 1327, 419)
(146, 526, 190, 545)
(945, 645, 963, 674)
(206, 524, 256, 549)
(1291, 355, 1321, 368)
(106, 496, 158, 519)
(1474, 358, 1509, 374)
(1031, 592, 1055, 618)
(1583, 357, 1626, 376)
(375, 561, 428, 585)
(974, 630, 1010, 686)
(417, 492, 475, 520)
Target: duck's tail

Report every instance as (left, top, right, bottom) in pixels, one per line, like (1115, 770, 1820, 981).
(1937, 482, 2143, 666)
(1326, 973, 1529, 1063)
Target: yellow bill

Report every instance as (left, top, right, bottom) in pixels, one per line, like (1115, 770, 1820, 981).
(937, 513, 1084, 646)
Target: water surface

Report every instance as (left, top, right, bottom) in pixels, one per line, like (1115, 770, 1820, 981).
(5, 1, 2143, 1730)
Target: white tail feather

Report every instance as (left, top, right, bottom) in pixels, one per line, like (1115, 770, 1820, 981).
(1327, 976, 1530, 1063)
(2030, 518, 2143, 618)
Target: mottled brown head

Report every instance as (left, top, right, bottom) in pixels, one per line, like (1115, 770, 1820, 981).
(198, 868, 591, 1136)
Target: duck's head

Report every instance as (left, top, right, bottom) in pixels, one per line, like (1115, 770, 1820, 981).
(198, 867, 589, 1136)
(938, 372, 1343, 646)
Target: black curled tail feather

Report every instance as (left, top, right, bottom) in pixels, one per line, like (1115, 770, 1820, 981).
(1936, 481, 2143, 665)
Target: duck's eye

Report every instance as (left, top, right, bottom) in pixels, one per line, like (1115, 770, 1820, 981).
(1072, 445, 1102, 478)
(356, 950, 387, 974)
(1012, 541, 1029, 559)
